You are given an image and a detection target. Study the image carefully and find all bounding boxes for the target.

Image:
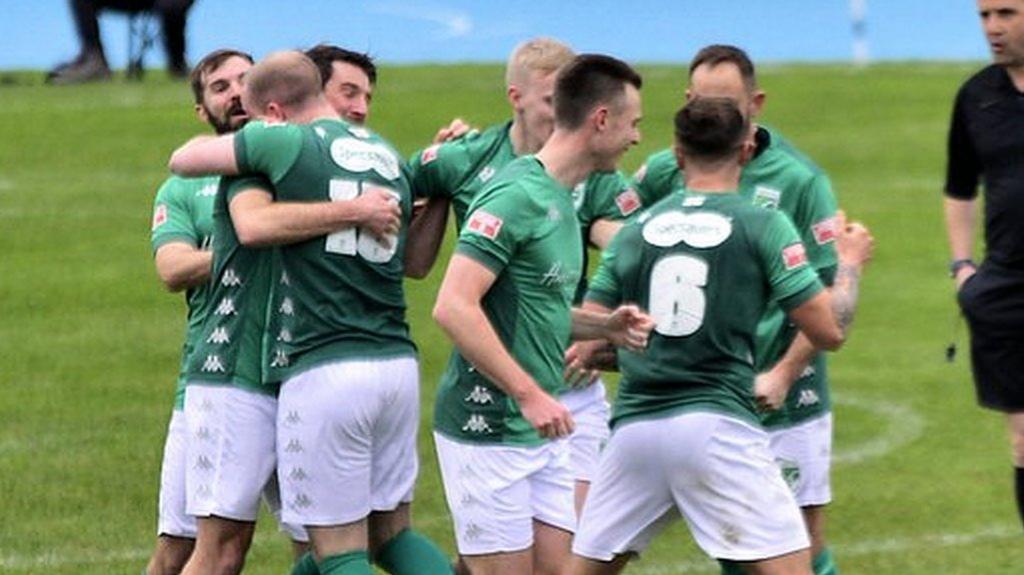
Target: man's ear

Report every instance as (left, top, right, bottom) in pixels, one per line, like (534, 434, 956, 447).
(738, 137, 755, 166)
(751, 89, 766, 117)
(264, 102, 287, 122)
(593, 106, 610, 131)
(195, 103, 209, 125)
(507, 85, 521, 110)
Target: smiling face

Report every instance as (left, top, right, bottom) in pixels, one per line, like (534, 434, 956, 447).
(323, 60, 374, 125)
(979, 0, 1024, 68)
(595, 83, 643, 170)
(196, 55, 252, 134)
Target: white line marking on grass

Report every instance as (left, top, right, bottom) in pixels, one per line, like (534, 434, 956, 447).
(0, 178, 13, 191)
(630, 524, 1019, 574)
(0, 547, 150, 570)
(832, 393, 926, 466)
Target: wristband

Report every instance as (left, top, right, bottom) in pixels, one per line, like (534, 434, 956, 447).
(949, 259, 976, 278)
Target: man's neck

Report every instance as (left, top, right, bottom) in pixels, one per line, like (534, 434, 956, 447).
(534, 129, 597, 190)
(683, 166, 741, 195)
(291, 102, 341, 124)
(509, 118, 542, 156)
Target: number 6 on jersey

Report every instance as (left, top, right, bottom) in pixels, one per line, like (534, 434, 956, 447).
(649, 254, 708, 337)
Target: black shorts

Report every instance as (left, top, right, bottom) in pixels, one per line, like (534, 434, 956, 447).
(958, 263, 1024, 411)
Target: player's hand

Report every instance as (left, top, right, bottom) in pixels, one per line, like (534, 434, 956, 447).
(564, 342, 601, 389)
(835, 210, 874, 269)
(355, 187, 402, 245)
(432, 118, 472, 144)
(519, 386, 574, 439)
(604, 304, 655, 352)
(754, 369, 791, 412)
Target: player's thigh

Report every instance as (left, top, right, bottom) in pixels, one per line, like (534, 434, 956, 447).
(184, 384, 277, 522)
(572, 419, 678, 562)
(533, 518, 573, 575)
(158, 409, 197, 539)
(671, 413, 808, 562)
(434, 432, 546, 555)
(768, 413, 833, 507)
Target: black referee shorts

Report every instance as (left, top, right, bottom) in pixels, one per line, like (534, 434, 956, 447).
(958, 263, 1024, 412)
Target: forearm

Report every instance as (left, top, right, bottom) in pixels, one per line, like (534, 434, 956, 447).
(155, 246, 212, 292)
(571, 307, 614, 341)
(589, 219, 623, 251)
(830, 263, 862, 337)
(943, 196, 976, 260)
(434, 297, 540, 401)
(768, 331, 817, 386)
(404, 198, 449, 279)
(169, 134, 239, 177)
(235, 200, 362, 247)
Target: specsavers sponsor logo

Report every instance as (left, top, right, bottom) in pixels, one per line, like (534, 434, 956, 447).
(642, 210, 732, 248)
(330, 137, 400, 180)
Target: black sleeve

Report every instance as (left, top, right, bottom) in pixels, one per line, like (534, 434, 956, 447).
(944, 86, 981, 199)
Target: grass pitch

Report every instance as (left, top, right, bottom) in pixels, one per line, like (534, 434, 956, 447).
(1, 62, 1021, 574)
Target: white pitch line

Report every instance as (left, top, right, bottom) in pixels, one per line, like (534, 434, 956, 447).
(831, 393, 926, 466)
(630, 524, 1020, 575)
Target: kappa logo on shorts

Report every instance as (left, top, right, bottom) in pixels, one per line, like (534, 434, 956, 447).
(466, 210, 503, 240)
(329, 137, 401, 180)
(464, 522, 484, 541)
(284, 439, 303, 453)
(782, 243, 808, 270)
(196, 426, 212, 441)
(284, 410, 301, 425)
(420, 144, 441, 165)
(151, 204, 168, 231)
(812, 216, 839, 245)
(615, 187, 642, 216)
(288, 467, 308, 481)
(293, 493, 313, 509)
(194, 455, 214, 471)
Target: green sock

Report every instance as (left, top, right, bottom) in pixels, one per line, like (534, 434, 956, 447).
(813, 547, 839, 575)
(374, 528, 454, 575)
(318, 551, 373, 575)
(291, 551, 319, 575)
(718, 559, 746, 575)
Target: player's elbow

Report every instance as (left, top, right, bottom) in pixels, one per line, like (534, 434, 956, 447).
(156, 268, 189, 293)
(810, 327, 844, 352)
(404, 263, 431, 280)
(233, 217, 272, 247)
(432, 297, 458, 334)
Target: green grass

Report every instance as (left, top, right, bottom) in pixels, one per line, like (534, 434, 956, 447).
(1, 62, 1020, 574)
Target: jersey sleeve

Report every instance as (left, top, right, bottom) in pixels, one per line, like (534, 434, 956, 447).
(223, 174, 274, 204)
(794, 172, 839, 285)
(758, 211, 823, 312)
(151, 177, 199, 253)
(632, 149, 680, 207)
(408, 140, 469, 199)
(586, 171, 643, 224)
(234, 121, 304, 184)
(944, 86, 981, 200)
(455, 182, 529, 274)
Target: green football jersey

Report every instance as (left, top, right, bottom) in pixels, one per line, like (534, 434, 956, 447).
(234, 119, 416, 382)
(183, 175, 279, 396)
(434, 156, 584, 446)
(151, 175, 218, 410)
(587, 190, 823, 429)
(632, 126, 839, 428)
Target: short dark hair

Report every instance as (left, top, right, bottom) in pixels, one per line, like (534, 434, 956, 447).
(305, 44, 377, 87)
(688, 44, 757, 92)
(189, 49, 254, 104)
(674, 97, 747, 162)
(554, 54, 642, 130)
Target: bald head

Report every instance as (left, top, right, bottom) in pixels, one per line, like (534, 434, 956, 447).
(242, 51, 324, 117)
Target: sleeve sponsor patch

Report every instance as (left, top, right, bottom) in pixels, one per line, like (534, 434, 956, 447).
(466, 210, 503, 240)
(420, 144, 441, 165)
(812, 216, 838, 245)
(615, 188, 641, 216)
(782, 242, 808, 270)
(151, 204, 168, 231)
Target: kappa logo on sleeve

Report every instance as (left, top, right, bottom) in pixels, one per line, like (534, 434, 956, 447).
(466, 210, 504, 240)
(615, 187, 642, 216)
(420, 144, 441, 165)
(782, 243, 808, 270)
(812, 216, 839, 245)
(152, 204, 168, 231)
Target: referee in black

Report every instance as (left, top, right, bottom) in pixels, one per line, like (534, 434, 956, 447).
(944, 0, 1024, 530)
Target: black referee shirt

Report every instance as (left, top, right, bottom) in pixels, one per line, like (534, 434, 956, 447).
(945, 64, 1024, 270)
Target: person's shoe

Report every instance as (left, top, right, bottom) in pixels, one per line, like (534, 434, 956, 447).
(46, 52, 111, 85)
(168, 60, 190, 80)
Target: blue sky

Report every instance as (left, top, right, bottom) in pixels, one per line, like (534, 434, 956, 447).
(2, 1, 989, 69)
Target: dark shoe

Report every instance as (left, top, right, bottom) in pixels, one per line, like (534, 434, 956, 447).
(46, 52, 111, 85)
(168, 61, 190, 80)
